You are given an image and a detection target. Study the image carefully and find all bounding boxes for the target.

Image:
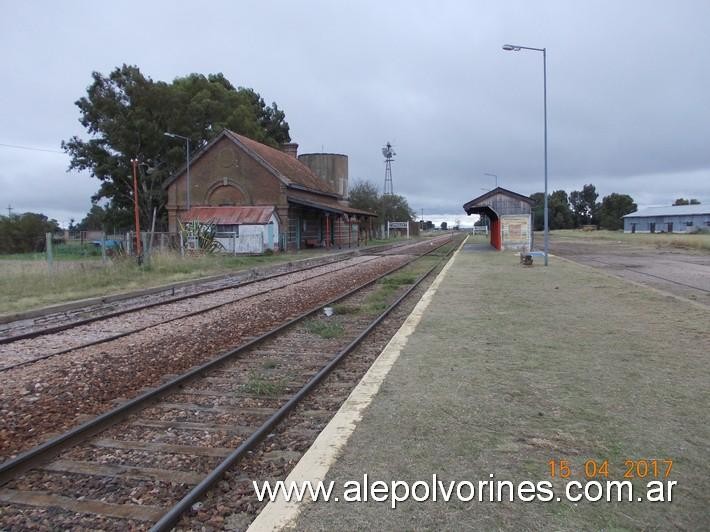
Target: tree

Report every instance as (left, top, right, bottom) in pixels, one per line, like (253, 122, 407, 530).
(348, 180, 380, 213)
(569, 184, 599, 226)
(529, 192, 545, 231)
(348, 180, 415, 227)
(673, 198, 701, 205)
(380, 194, 415, 223)
(77, 202, 135, 233)
(599, 193, 637, 230)
(529, 190, 575, 230)
(548, 190, 575, 229)
(63, 65, 291, 231)
(440, 221, 448, 230)
(0, 213, 60, 254)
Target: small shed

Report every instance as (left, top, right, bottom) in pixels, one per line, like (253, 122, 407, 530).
(622, 204, 710, 233)
(181, 206, 279, 254)
(463, 187, 534, 251)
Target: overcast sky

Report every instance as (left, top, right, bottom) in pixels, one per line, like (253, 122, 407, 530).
(1, 0, 708, 226)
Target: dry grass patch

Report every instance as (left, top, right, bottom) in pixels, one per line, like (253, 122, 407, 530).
(0, 250, 324, 315)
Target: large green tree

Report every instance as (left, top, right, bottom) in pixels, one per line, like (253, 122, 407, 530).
(548, 190, 574, 229)
(599, 193, 637, 230)
(529, 190, 575, 230)
(569, 184, 599, 226)
(529, 192, 545, 231)
(63, 65, 290, 230)
(348, 180, 415, 227)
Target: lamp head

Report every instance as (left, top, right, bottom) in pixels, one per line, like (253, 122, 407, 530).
(502, 44, 519, 51)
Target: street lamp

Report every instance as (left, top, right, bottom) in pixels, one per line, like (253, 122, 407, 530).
(484, 173, 499, 188)
(502, 43, 549, 266)
(164, 132, 191, 211)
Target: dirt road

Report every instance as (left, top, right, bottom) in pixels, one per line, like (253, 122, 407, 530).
(547, 235, 710, 304)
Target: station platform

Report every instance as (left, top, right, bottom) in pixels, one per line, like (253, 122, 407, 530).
(249, 238, 708, 530)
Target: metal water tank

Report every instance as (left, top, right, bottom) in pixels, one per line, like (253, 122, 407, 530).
(298, 153, 348, 198)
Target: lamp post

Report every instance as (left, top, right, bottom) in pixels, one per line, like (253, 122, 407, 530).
(484, 173, 498, 188)
(502, 43, 548, 266)
(130, 158, 142, 261)
(164, 132, 191, 211)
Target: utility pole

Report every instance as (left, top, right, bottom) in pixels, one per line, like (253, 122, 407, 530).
(7, 204, 13, 217)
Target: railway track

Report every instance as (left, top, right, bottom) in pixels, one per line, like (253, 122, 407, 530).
(0, 238, 429, 344)
(0, 235, 461, 530)
(0, 238, 447, 372)
(0, 256, 379, 372)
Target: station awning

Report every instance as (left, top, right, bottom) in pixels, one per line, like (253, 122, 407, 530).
(287, 193, 376, 217)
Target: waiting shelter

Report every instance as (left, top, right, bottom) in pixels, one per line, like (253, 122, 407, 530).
(463, 187, 534, 251)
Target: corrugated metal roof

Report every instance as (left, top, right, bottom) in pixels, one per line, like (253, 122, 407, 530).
(623, 204, 709, 218)
(181, 206, 275, 225)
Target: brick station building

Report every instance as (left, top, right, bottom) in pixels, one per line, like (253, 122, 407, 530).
(163, 130, 375, 252)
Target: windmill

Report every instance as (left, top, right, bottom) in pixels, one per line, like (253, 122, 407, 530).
(382, 141, 396, 196)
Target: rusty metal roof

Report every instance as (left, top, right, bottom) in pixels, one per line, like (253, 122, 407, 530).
(180, 206, 275, 225)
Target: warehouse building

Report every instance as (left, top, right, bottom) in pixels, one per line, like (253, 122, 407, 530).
(622, 204, 710, 233)
(163, 130, 375, 252)
(463, 187, 534, 251)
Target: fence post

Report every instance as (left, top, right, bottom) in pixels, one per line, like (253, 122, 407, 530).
(142, 233, 150, 266)
(46, 232, 53, 273)
(101, 232, 107, 263)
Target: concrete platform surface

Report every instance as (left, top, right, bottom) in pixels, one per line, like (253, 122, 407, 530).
(250, 241, 709, 531)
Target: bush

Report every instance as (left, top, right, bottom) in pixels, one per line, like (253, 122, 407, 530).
(0, 213, 60, 254)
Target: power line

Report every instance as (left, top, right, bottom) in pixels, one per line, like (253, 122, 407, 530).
(0, 142, 65, 154)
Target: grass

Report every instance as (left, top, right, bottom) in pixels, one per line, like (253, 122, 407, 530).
(0, 249, 325, 315)
(360, 261, 437, 314)
(298, 249, 709, 530)
(548, 229, 710, 251)
(305, 320, 345, 339)
(242, 371, 284, 396)
(331, 303, 361, 315)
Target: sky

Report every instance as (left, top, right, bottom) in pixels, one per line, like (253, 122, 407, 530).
(1, 0, 708, 228)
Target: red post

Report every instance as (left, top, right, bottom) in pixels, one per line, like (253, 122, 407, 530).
(131, 159, 142, 257)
